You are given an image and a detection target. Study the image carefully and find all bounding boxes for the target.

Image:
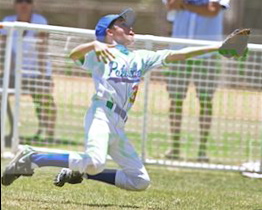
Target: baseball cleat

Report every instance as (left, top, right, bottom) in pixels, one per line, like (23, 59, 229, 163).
(1, 146, 35, 186)
(53, 168, 83, 187)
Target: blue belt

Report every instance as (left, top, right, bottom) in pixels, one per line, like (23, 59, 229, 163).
(106, 101, 128, 122)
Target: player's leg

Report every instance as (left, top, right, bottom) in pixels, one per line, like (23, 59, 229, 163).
(38, 105, 111, 176)
(107, 129, 150, 191)
(194, 57, 221, 161)
(1, 105, 109, 186)
(1, 144, 76, 186)
(53, 110, 127, 188)
(54, 167, 117, 187)
(54, 116, 150, 191)
(165, 60, 192, 159)
(54, 113, 117, 187)
(68, 105, 110, 175)
(1, 146, 36, 186)
(54, 168, 117, 187)
(53, 107, 133, 188)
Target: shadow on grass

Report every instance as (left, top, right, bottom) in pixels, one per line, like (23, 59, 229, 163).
(12, 197, 141, 209)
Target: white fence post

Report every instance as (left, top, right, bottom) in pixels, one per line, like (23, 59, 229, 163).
(12, 28, 23, 153)
(1, 27, 14, 155)
(141, 39, 153, 163)
(259, 113, 262, 173)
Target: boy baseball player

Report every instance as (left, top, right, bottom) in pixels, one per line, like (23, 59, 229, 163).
(1, 8, 220, 191)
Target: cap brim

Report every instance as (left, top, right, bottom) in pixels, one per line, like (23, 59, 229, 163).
(118, 8, 136, 27)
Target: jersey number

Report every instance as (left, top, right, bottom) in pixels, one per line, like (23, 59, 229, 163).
(129, 85, 138, 104)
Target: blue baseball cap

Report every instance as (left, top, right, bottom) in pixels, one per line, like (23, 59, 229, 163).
(95, 8, 136, 42)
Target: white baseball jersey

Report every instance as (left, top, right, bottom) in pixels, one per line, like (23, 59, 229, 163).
(69, 44, 171, 190)
(79, 45, 171, 112)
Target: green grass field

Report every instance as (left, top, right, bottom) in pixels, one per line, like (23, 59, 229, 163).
(1, 159, 262, 210)
(2, 76, 262, 209)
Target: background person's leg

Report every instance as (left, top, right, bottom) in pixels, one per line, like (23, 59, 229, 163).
(31, 93, 56, 141)
(194, 57, 221, 161)
(198, 95, 213, 160)
(31, 76, 57, 141)
(165, 60, 193, 159)
(31, 93, 43, 139)
(167, 97, 184, 159)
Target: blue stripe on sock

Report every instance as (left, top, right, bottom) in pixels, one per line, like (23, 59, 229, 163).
(31, 153, 69, 168)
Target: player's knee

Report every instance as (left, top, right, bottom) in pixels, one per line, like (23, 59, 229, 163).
(131, 175, 151, 191)
(85, 157, 106, 175)
(86, 163, 105, 175)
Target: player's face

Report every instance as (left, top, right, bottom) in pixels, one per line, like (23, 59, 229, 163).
(109, 18, 135, 46)
(14, 0, 33, 17)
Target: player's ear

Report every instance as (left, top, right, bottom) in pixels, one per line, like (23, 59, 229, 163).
(105, 28, 114, 42)
(106, 28, 114, 37)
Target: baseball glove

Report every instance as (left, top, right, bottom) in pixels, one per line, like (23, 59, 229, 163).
(219, 28, 251, 58)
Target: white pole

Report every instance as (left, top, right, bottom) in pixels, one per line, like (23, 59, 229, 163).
(258, 100, 262, 173)
(12, 29, 23, 153)
(1, 28, 14, 154)
(141, 40, 153, 163)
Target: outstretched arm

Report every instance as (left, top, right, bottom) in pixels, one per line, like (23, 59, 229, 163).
(70, 41, 115, 64)
(166, 28, 251, 63)
(165, 45, 219, 64)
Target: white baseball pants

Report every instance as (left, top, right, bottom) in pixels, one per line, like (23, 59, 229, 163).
(68, 100, 150, 191)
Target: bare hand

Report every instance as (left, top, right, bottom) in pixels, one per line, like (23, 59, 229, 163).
(93, 41, 116, 64)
